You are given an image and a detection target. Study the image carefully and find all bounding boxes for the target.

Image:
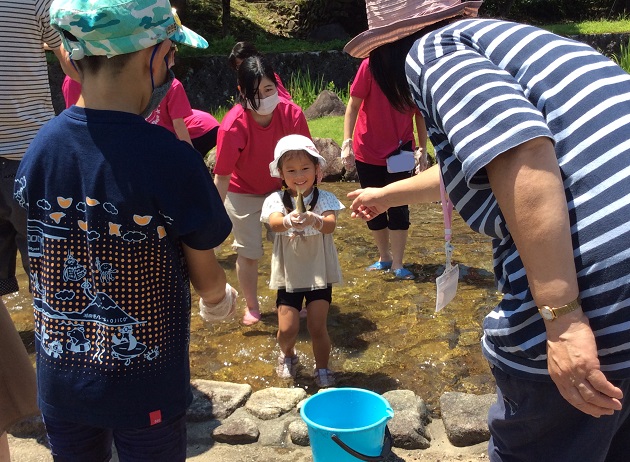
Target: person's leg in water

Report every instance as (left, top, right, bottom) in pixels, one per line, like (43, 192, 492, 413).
(236, 255, 261, 324)
(305, 287, 334, 387)
(389, 229, 408, 272)
(370, 227, 392, 267)
(276, 299, 300, 379)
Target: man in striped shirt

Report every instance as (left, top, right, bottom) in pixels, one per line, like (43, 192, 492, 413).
(0, 0, 73, 296)
(0, 1, 72, 459)
(346, 1, 630, 460)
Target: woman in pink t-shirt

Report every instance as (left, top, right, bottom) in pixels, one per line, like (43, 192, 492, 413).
(342, 58, 427, 280)
(214, 55, 310, 325)
(228, 41, 292, 102)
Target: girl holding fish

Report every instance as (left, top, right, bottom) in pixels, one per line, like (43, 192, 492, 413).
(214, 56, 311, 326)
(261, 135, 344, 388)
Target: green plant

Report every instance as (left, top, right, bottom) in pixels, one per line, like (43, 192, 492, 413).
(611, 42, 630, 73)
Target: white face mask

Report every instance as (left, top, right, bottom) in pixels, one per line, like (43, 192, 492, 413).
(247, 91, 280, 115)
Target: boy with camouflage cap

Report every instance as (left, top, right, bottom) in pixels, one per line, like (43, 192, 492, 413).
(15, 1, 235, 460)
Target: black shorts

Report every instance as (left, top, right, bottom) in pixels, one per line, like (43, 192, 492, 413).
(276, 286, 332, 311)
(355, 160, 411, 231)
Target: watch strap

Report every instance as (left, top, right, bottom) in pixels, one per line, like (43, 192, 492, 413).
(539, 297, 582, 320)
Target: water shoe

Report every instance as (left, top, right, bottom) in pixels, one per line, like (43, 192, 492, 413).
(393, 268, 415, 280)
(314, 368, 335, 388)
(366, 261, 392, 271)
(277, 352, 299, 379)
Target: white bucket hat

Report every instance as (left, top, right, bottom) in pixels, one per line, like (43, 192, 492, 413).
(269, 135, 326, 178)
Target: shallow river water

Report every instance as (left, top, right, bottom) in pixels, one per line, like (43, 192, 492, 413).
(6, 182, 501, 414)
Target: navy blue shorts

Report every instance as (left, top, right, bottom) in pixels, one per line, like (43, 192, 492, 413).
(276, 286, 332, 311)
(488, 366, 630, 462)
(355, 160, 411, 231)
(42, 412, 187, 462)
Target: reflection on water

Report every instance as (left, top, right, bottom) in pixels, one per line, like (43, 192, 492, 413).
(6, 182, 501, 413)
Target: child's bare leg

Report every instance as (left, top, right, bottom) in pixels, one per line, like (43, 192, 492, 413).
(306, 300, 331, 369)
(277, 304, 300, 357)
(236, 255, 260, 311)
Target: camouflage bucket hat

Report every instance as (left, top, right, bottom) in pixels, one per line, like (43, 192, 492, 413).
(50, 0, 208, 59)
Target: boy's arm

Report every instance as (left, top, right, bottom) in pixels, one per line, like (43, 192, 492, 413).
(183, 244, 226, 303)
(173, 118, 193, 146)
(182, 243, 236, 322)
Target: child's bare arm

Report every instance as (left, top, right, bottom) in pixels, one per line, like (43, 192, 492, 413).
(318, 210, 337, 234)
(267, 211, 288, 232)
(183, 244, 226, 302)
(183, 243, 236, 322)
(173, 118, 193, 146)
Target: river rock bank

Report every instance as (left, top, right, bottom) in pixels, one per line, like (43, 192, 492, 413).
(7, 380, 495, 461)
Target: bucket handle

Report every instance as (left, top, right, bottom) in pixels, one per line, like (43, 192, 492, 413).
(330, 426, 393, 462)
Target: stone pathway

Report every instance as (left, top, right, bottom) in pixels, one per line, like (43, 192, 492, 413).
(8, 380, 496, 461)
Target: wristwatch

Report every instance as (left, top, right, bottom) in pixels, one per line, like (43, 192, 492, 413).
(538, 298, 581, 321)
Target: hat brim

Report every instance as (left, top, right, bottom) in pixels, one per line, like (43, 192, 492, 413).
(269, 150, 327, 178)
(170, 24, 208, 49)
(344, 1, 483, 58)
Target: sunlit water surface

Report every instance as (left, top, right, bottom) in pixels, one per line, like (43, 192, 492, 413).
(7, 182, 501, 414)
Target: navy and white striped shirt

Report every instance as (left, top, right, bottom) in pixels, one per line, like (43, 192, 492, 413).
(0, 0, 61, 161)
(406, 19, 630, 380)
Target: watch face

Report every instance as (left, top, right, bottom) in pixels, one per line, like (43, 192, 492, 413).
(540, 306, 554, 321)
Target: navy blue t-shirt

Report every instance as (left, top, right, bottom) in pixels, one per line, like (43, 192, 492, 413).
(16, 107, 232, 428)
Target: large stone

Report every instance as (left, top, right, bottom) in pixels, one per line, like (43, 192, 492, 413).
(304, 90, 347, 120)
(383, 390, 431, 450)
(439, 391, 496, 447)
(313, 137, 344, 182)
(289, 418, 310, 446)
(188, 379, 252, 421)
(245, 387, 307, 420)
(212, 408, 260, 445)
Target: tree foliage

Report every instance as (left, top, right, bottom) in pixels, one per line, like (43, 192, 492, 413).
(480, 0, 628, 23)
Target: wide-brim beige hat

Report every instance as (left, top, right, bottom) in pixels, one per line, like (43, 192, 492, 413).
(345, 0, 484, 58)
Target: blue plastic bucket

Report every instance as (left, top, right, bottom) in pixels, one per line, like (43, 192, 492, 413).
(300, 388, 394, 462)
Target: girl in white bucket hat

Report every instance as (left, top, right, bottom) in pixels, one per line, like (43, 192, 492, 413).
(347, 1, 630, 461)
(261, 135, 344, 388)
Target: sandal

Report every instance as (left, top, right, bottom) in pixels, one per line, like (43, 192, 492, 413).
(393, 268, 415, 280)
(366, 261, 392, 271)
(242, 309, 261, 325)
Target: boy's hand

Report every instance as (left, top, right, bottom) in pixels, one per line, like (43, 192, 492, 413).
(199, 284, 238, 323)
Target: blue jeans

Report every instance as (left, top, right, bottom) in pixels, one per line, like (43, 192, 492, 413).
(0, 158, 28, 295)
(489, 366, 630, 462)
(42, 412, 187, 462)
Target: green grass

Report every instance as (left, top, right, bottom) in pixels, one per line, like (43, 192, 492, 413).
(308, 115, 344, 145)
(542, 18, 630, 35)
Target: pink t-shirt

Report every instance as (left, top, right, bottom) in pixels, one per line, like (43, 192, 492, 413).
(184, 110, 219, 139)
(62, 75, 81, 108)
(275, 73, 292, 101)
(350, 58, 419, 166)
(215, 99, 310, 195)
(146, 78, 193, 132)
